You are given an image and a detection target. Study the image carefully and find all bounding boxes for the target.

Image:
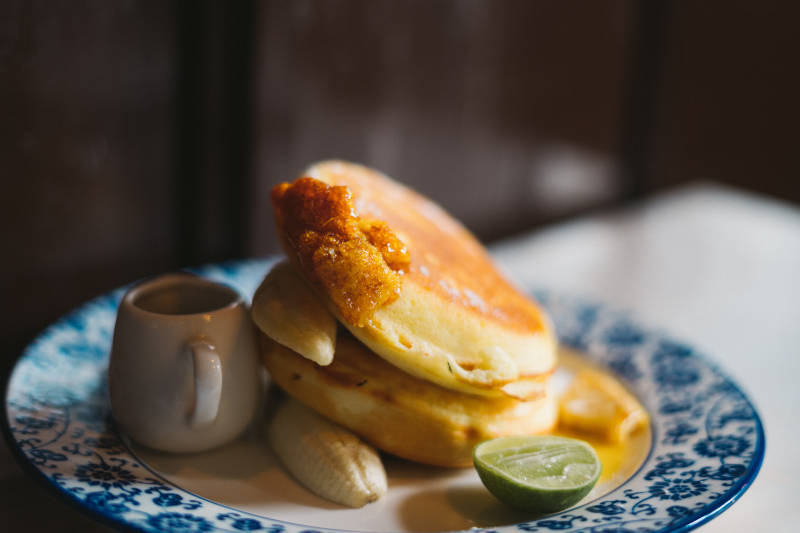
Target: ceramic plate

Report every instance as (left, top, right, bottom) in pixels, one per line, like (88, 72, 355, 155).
(3, 259, 764, 533)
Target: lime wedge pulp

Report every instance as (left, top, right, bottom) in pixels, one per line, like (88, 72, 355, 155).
(473, 435, 601, 513)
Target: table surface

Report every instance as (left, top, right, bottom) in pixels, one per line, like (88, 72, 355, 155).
(3, 182, 798, 531)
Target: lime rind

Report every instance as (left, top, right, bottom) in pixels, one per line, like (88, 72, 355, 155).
(473, 435, 602, 513)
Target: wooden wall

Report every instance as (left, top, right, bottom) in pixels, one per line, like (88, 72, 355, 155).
(0, 1, 180, 368)
(648, 1, 800, 198)
(1, 0, 798, 370)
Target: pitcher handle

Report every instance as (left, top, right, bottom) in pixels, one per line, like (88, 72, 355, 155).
(189, 340, 222, 426)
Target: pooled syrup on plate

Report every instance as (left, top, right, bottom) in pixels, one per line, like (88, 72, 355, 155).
(551, 347, 651, 485)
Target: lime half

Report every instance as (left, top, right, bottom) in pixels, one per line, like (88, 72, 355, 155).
(473, 435, 601, 513)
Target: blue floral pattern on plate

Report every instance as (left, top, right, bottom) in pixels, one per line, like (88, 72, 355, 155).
(3, 259, 764, 532)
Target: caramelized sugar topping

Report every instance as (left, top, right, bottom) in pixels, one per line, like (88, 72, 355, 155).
(272, 178, 410, 326)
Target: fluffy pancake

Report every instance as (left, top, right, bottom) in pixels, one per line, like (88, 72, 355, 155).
(260, 333, 558, 467)
(270, 161, 556, 398)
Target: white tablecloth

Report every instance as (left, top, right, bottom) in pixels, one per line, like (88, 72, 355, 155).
(493, 183, 800, 531)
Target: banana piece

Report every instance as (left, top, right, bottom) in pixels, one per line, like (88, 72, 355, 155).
(267, 398, 387, 507)
(559, 368, 649, 443)
(251, 260, 337, 366)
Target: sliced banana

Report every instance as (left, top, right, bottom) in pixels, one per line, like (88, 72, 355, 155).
(251, 260, 336, 366)
(267, 398, 387, 507)
(559, 368, 649, 443)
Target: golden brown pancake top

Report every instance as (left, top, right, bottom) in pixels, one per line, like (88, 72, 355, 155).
(271, 164, 547, 333)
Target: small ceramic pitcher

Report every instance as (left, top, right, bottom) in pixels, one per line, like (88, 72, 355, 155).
(109, 273, 261, 453)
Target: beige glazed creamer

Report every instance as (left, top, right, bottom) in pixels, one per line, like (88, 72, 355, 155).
(109, 273, 261, 453)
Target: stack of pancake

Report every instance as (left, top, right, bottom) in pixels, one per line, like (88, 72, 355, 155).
(252, 161, 558, 467)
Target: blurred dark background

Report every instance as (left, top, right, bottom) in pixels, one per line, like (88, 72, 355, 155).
(2, 0, 799, 371)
